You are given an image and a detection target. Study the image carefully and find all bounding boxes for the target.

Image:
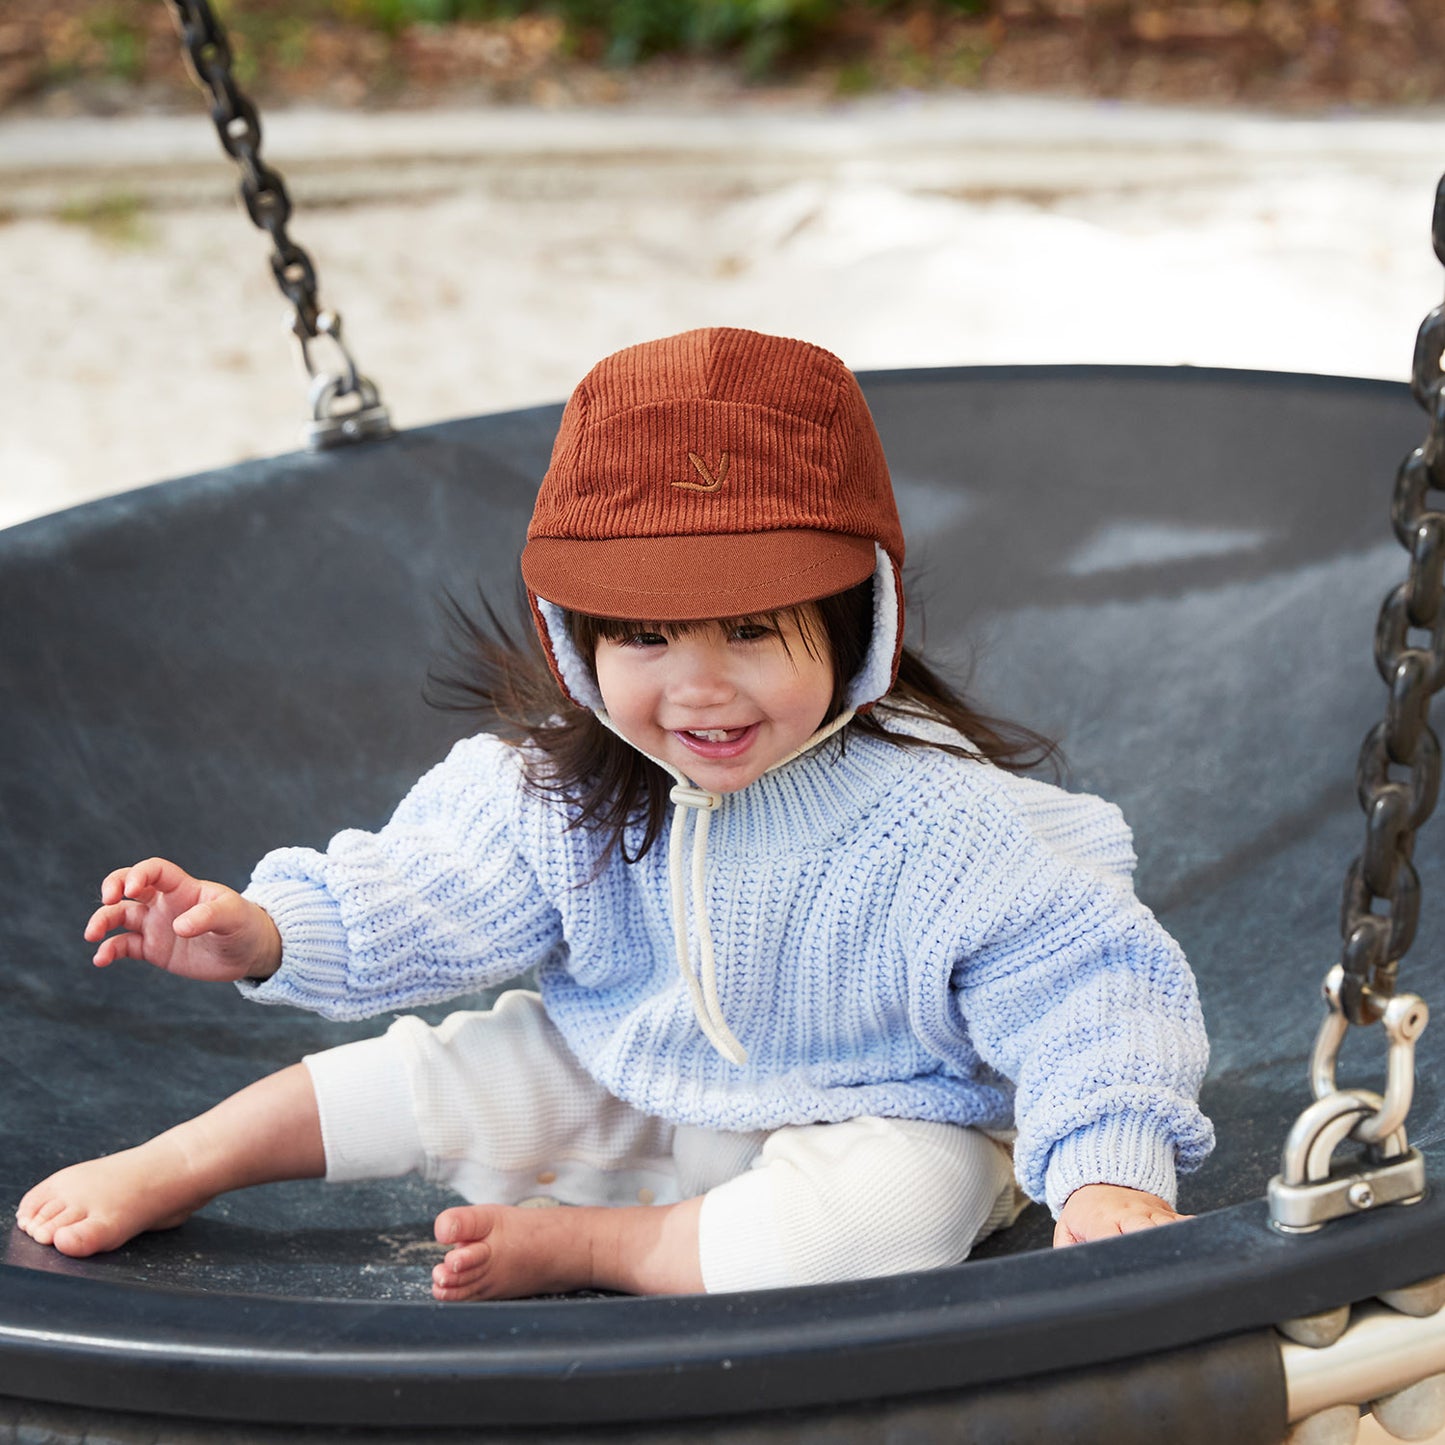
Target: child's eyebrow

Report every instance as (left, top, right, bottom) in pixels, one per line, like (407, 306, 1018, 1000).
(598, 615, 772, 640)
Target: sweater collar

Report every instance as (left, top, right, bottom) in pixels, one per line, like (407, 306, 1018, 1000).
(595, 708, 856, 1066)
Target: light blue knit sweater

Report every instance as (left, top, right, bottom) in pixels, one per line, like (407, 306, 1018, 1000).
(241, 721, 1213, 1215)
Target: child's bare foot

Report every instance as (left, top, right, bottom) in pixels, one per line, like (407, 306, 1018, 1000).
(16, 1064, 323, 1260)
(16, 1136, 212, 1257)
(431, 1196, 705, 1302)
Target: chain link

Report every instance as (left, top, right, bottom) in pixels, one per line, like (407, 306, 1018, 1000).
(1267, 181, 1445, 1229)
(164, 0, 390, 448)
(1336, 174, 1445, 1026)
(166, 0, 321, 336)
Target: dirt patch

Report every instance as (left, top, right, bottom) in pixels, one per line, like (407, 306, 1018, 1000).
(5, 0, 1445, 119)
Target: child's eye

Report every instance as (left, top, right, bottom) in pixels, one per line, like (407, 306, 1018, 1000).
(622, 631, 668, 649)
(730, 624, 774, 643)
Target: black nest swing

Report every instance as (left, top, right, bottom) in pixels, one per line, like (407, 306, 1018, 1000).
(7, 13, 1445, 1445)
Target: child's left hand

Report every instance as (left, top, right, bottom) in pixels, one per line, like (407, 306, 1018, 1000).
(1053, 1184, 1188, 1246)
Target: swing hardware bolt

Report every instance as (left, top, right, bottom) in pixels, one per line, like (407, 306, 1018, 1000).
(1268, 1085, 1426, 1233)
(1268, 1142, 1425, 1233)
(1277, 973, 1430, 1224)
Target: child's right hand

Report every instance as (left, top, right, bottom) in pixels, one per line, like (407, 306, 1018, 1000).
(84, 858, 282, 983)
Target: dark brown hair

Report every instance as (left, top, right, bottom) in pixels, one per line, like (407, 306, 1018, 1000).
(427, 579, 1060, 866)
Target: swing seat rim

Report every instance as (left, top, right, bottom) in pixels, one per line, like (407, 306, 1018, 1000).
(3, 1186, 1444, 1428)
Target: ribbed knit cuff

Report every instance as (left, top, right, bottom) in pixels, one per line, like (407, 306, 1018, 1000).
(697, 1167, 793, 1293)
(1043, 1117, 1179, 1218)
(235, 880, 351, 1008)
(303, 1030, 428, 1183)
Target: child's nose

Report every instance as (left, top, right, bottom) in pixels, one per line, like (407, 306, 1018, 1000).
(666, 648, 735, 706)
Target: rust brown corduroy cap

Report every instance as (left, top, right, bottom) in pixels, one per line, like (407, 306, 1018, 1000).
(520, 328, 905, 626)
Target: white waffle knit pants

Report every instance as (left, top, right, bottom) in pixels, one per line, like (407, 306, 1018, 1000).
(303, 990, 1023, 1293)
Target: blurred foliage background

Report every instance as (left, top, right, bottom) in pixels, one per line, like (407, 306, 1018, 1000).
(3, 0, 1443, 114)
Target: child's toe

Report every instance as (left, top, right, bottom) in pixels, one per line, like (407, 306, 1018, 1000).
(52, 1215, 115, 1258)
(447, 1241, 490, 1271)
(25, 1199, 79, 1245)
(434, 1204, 494, 1245)
(432, 1272, 488, 1302)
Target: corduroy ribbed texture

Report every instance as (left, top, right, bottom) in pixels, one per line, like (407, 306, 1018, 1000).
(519, 327, 907, 703)
(530, 330, 901, 552)
(240, 720, 1213, 1215)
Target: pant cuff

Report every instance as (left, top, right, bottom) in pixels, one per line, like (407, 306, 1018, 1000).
(697, 1165, 792, 1293)
(303, 1032, 427, 1183)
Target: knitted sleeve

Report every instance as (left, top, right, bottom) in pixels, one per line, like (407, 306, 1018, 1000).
(920, 788, 1214, 1216)
(236, 733, 564, 1020)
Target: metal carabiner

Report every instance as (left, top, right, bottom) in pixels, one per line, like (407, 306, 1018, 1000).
(1270, 966, 1430, 1233)
(1310, 965, 1429, 1145)
(294, 311, 392, 452)
(294, 309, 359, 391)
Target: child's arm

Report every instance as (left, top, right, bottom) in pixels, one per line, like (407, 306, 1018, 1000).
(1053, 1183, 1188, 1247)
(236, 734, 565, 1020)
(929, 792, 1213, 1224)
(85, 857, 281, 983)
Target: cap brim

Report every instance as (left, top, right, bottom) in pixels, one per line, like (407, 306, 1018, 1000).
(521, 531, 877, 621)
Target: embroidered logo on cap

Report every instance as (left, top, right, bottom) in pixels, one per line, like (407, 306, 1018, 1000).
(672, 452, 730, 492)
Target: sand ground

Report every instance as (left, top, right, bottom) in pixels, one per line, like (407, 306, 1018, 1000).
(3, 95, 1445, 531)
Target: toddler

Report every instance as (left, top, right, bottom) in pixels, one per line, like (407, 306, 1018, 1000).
(18, 328, 1213, 1300)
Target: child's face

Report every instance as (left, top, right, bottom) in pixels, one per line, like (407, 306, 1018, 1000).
(592, 608, 834, 793)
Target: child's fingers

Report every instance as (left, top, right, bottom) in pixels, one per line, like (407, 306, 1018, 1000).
(1119, 1208, 1190, 1233)
(84, 900, 147, 943)
(172, 901, 219, 938)
(1055, 1204, 1190, 1247)
(92, 931, 150, 968)
(98, 869, 126, 905)
(173, 890, 245, 939)
(1117, 1213, 1163, 1234)
(122, 857, 185, 903)
(84, 904, 116, 942)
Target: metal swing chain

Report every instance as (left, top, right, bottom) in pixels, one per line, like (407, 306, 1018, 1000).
(1268, 174, 1445, 1233)
(164, 0, 391, 450)
(1341, 179, 1445, 1025)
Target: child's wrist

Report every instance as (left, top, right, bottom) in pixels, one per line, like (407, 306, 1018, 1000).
(244, 905, 283, 980)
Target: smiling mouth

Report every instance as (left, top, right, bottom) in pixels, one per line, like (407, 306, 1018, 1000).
(674, 723, 760, 758)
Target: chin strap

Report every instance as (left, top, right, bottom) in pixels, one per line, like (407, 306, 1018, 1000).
(595, 709, 855, 1066)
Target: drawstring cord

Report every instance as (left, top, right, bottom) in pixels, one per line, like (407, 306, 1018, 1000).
(666, 783, 745, 1065)
(596, 708, 855, 1066)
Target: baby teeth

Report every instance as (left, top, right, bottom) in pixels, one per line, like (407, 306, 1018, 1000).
(690, 729, 735, 741)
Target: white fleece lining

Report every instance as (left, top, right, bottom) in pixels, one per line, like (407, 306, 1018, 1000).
(844, 545, 898, 711)
(536, 596, 604, 709)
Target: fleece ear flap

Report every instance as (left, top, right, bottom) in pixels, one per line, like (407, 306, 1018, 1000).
(844, 546, 904, 713)
(529, 593, 604, 710)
